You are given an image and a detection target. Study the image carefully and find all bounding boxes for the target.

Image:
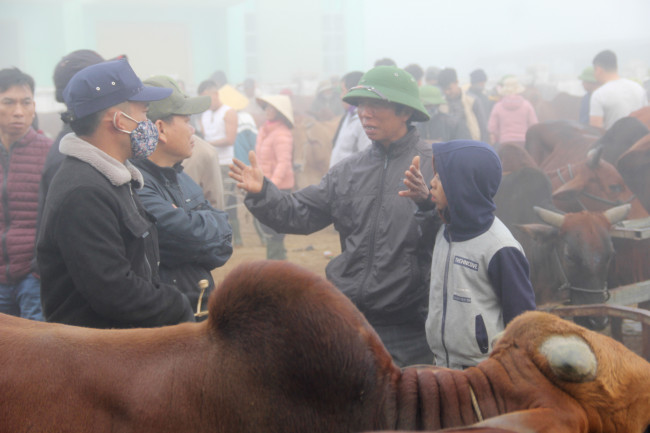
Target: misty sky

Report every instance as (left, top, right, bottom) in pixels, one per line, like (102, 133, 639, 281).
(363, 0, 650, 80)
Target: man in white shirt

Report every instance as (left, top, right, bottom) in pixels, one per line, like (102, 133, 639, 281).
(329, 71, 372, 168)
(589, 50, 648, 130)
(198, 79, 242, 245)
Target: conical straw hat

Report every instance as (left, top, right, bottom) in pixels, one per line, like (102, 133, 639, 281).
(256, 94, 294, 127)
(219, 84, 249, 110)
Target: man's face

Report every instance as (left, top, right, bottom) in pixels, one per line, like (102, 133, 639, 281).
(430, 156, 448, 220)
(443, 81, 462, 100)
(157, 115, 195, 164)
(0, 84, 35, 141)
(357, 99, 410, 146)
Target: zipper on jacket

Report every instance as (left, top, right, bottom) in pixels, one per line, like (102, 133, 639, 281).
(1, 147, 12, 282)
(128, 183, 153, 280)
(441, 231, 452, 367)
(359, 152, 389, 308)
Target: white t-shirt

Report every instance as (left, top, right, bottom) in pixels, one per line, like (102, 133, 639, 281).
(590, 78, 648, 129)
(201, 104, 234, 165)
(328, 108, 372, 168)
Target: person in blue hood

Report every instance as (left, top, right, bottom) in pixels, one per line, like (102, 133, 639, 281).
(402, 139, 535, 369)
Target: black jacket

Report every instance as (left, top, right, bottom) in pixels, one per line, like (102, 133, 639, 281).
(132, 158, 232, 314)
(38, 134, 195, 328)
(245, 127, 440, 326)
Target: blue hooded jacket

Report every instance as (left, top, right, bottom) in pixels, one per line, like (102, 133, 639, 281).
(431, 140, 535, 326)
(432, 140, 501, 242)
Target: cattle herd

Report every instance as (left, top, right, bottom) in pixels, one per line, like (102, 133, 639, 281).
(494, 108, 650, 322)
(0, 260, 649, 433)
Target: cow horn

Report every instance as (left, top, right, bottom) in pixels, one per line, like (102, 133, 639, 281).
(539, 335, 597, 383)
(534, 206, 566, 228)
(586, 146, 603, 169)
(603, 204, 631, 225)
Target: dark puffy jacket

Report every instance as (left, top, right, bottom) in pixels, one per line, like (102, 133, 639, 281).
(0, 127, 51, 284)
(245, 127, 440, 326)
(132, 159, 233, 314)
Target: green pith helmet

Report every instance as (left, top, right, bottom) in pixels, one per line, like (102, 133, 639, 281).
(578, 66, 597, 83)
(419, 85, 446, 106)
(342, 65, 430, 122)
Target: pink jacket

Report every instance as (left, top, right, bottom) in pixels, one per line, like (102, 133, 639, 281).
(255, 120, 294, 190)
(488, 95, 538, 144)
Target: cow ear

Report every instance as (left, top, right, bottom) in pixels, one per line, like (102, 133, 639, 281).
(539, 335, 597, 383)
(514, 224, 558, 243)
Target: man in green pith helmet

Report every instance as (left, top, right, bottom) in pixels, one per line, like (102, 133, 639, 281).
(230, 65, 441, 367)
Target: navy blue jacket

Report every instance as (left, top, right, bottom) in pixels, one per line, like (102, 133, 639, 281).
(133, 159, 232, 315)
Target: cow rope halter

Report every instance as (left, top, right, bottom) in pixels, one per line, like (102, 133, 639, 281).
(555, 164, 636, 211)
(552, 248, 611, 301)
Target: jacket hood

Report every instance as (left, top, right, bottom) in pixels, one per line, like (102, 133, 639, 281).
(432, 140, 501, 241)
(500, 94, 526, 110)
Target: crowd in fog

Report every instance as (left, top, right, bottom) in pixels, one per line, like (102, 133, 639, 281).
(0, 48, 648, 368)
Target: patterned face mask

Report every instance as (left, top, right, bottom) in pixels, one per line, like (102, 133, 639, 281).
(113, 111, 158, 159)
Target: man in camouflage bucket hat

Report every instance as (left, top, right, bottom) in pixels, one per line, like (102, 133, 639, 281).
(230, 65, 440, 367)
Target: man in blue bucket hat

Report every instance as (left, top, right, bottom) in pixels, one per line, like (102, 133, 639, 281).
(38, 58, 195, 328)
(230, 65, 441, 366)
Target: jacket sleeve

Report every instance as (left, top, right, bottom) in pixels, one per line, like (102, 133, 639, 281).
(54, 185, 194, 326)
(244, 176, 333, 235)
(136, 179, 233, 270)
(269, 129, 294, 186)
(487, 246, 536, 326)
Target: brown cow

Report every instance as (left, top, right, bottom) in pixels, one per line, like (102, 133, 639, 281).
(0, 260, 400, 433)
(2, 261, 650, 433)
(377, 310, 650, 432)
(525, 121, 602, 171)
(617, 132, 650, 214)
(548, 147, 648, 219)
(291, 113, 339, 189)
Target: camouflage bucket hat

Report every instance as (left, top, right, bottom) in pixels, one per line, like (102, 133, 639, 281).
(342, 66, 430, 122)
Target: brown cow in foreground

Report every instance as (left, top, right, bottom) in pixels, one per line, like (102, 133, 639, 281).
(1, 261, 650, 433)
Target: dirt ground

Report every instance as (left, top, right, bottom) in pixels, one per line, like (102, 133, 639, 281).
(211, 206, 341, 285)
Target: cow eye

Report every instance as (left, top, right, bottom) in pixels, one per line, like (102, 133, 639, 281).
(643, 424, 650, 433)
(609, 185, 623, 194)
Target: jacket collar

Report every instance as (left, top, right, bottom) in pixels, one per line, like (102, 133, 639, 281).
(372, 126, 419, 156)
(133, 158, 183, 183)
(59, 133, 144, 188)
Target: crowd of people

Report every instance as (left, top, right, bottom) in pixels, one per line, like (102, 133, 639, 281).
(0, 48, 647, 368)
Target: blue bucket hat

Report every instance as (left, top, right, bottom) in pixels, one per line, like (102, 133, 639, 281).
(63, 58, 172, 120)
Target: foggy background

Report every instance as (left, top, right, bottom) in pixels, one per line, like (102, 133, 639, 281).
(1, 0, 649, 137)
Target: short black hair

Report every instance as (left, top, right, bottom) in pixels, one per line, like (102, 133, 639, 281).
(65, 108, 107, 136)
(374, 57, 396, 67)
(341, 71, 364, 91)
(593, 50, 617, 72)
(0, 67, 35, 94)
(437, 68, 458, 90)
(404, 64, 424, 82)
(197, 79, 218, 95)
(470, 69, 487, 84)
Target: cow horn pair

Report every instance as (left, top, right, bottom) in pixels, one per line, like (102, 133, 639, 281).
(533, 204, 631, 228)
(539, 334, 597, 383)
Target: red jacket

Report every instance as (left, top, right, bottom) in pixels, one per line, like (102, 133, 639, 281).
(0, 127, 51, 284)
(255, 120, 294, 190)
